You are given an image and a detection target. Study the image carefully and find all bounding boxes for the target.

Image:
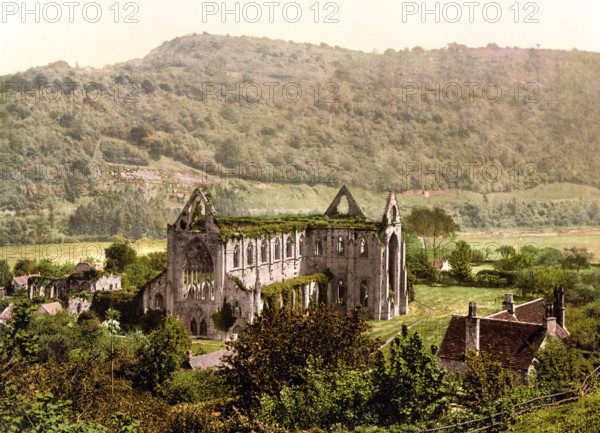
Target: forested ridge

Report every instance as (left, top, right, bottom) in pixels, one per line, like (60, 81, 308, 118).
(1, 33, 599, 243)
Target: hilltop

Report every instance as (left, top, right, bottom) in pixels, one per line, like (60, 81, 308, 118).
(1, 34, 599, 243)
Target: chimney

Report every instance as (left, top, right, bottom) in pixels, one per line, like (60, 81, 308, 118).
(465, 302, 480, 351)
(544, 316, 556, 336)
(553, 287, 565, 329)
(502, 293, 515, 314)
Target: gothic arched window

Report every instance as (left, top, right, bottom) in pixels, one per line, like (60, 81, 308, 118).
(315, 238, 322, 256)
(360, 238, 368, 257)
(286, 236, 293, 258)
(274, 237, 281, 260)
(360, 280, 368, 307)
(336, 236, 345, 255)
(233, 244, 240, 268)
(338, 280, 346, 303)
(261, 239, 268, 263)
(247, 242, 254, 265)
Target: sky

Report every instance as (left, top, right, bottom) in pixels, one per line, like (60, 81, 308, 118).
(1, 0, 599, 74)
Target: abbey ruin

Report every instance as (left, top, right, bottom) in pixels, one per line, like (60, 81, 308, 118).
(143, 186, 408, 340)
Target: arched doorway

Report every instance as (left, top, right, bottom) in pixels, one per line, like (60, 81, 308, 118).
(388, 233, 399, 299)
(190, 319, 198, 335)
(199, 319, 208, 337)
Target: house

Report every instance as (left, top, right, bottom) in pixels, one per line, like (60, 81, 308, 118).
(429, 259, 452, 271)
(437, 288, 568, 384)
(0, 304, 15, 325)
(35, 302, 64, 316)
(143, 186, 409, 340)
(12, 273, 40, 290)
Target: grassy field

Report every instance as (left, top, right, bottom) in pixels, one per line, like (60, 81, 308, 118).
(0, 238, 167, 267)
(411, 284, 524, 348)
(190, 338, 227, 355)
(366, 301, 430, 342)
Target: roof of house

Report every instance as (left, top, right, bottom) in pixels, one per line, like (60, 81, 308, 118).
(438, 295, 568, 370)
(428, 259, 449, 270)
(36, 302, 63, 315)
(0, 304, 15, 321)
(438, 316, 550, 370)
(12, 273, 40, 287)
(487, 298, 547, 324)
(185, 349, 234, 371)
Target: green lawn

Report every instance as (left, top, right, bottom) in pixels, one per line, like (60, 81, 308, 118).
(411, 284, 522, 348)
(190, 338, 226, 355)
(366, 301, 430, 342)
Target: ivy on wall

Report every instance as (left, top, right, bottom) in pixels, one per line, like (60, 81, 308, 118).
(260, 272, 331, 311)
(211, 297, 236, 332)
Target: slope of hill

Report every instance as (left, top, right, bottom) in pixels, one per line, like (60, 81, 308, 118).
(1, 34, 599, 243)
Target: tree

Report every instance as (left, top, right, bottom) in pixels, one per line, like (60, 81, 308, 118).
(375, 324, 446, 424)
(104, 243, 137, 273)
(495, 252, 534, 271)
(0, 260, 11, 287)
(13, 259, 38, 276)
(449, 240, 472, 283)
(123, 256, 159, 289)
(535, 267, 567, 298)
(496, 245, 516, 260)
(136, 316, 190, 393)
(531, 337, 592, 393)
(562, 247, 592, 272)
(534, 247, 563, 266)
(461, 349, 513, 408)
(222, 305, 380, 409)
(211, 297, 236, 333)
(403, 207, 459, 259)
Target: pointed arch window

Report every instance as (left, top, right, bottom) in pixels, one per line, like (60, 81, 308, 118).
(286, 236, 294, 258)
(299, 235, 305, 256)
(233, 244, 240, 268)
(338, 280, 346, 304)
(336, 236, 345, 255)
(247, 242, 254, 265)
(261, 239, 268, 263)
(360, 238, 368, 257)
(274, 237, 281, 260)
(360, 280, 368, 307)
(315, 238, 322, 256)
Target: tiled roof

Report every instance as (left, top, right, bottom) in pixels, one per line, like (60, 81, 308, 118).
(12, 273, 40, 287)
(487, 298, 547, 323)
(36, 302, 63, 315)
(0, 304, 15, 321)
(438, 316, 547, 370)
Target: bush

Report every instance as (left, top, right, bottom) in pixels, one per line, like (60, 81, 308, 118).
(166, 401, 284, 433)
(160, 369, 230, 405)
(257, 363, 377, 431)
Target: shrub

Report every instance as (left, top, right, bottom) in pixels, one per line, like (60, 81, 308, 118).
(160, 369, 231, 405)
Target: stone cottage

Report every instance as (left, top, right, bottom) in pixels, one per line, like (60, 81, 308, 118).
(437, 288, 568, 383)
(143, 186, 409, 340)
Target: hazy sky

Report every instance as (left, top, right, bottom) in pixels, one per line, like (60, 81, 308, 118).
(1, 0, 599, 74)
